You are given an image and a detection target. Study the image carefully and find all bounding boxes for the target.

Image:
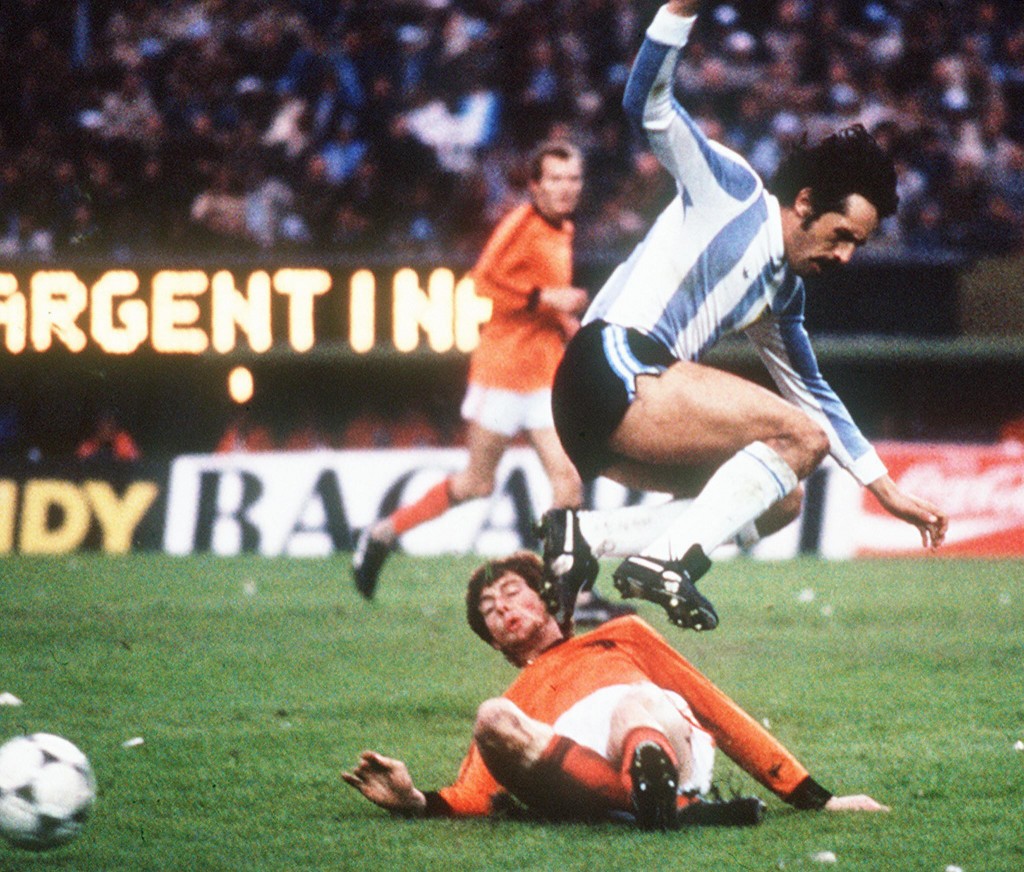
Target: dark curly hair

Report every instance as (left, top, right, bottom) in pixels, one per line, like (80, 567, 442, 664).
(466, 551, 564, 645)
(768, 123, 899, 219)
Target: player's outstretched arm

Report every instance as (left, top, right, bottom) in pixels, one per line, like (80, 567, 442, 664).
(867, 474, 948, 548)
(342, 750, 428, 816)
(824, 794, 891, 812)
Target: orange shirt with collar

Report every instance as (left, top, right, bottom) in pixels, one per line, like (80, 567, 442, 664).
(434, 616, 813, 816)
(467, 202, 575, 393)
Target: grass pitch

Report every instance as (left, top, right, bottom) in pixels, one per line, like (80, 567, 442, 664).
(1, 553, 1022, 871)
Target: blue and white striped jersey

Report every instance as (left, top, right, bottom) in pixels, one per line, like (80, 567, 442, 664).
(585, 7, 886, 486)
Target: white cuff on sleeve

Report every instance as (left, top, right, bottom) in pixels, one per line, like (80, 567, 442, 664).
(647, 6, 697, 47)
(849, 448, 888, 487)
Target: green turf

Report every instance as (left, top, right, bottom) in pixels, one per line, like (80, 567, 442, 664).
(1, 553, 1022, 871)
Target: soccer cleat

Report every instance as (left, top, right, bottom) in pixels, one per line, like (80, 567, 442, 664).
(676, 795, 766, 827)
(572, 593, 637, 627)
(629, 741, 679, 831)
(536, 509, 600, 629)
(612, 545, 717, 631)
(352, 527, 393, 600)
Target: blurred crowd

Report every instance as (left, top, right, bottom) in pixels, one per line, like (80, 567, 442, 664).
(0, 0, 1022, 265)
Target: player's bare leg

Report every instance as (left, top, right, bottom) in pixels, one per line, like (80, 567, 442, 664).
(472, 698, 628, 819)
(353, 423, 510, 598)
(527, 426, 583, 509)
(607, 683, 695, 788)
(602, 361, 827, 630)
(448, 422, 511, 502)
(607, 361, 828, 488)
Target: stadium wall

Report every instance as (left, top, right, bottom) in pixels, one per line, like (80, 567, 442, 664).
(1, 442, 1021, 558)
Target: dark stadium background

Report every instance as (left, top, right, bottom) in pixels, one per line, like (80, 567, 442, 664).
(0, 0, 1021, 459)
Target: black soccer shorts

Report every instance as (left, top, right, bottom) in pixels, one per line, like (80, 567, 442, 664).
(552, 320, 675, 481)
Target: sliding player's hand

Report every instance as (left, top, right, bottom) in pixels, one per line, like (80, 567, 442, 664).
(342, 750, 427, 815)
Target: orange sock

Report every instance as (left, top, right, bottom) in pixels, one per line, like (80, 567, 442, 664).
(531, 735, 629, 812)
(619, 727, 679, 795)
(390, 479, 453, 535)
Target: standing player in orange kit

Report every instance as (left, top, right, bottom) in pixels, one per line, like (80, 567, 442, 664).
(353, 141, 627, 625)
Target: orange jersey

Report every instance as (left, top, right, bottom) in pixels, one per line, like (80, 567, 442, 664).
(436, 616, 812, 816)
(467, 202, 575, 392)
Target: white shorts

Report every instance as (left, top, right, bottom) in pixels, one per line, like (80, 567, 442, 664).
(461, 384, 555, 437)
(551, 683, 716, 796)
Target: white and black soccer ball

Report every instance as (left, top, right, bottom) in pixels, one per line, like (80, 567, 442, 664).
(0, 733, 96, 851)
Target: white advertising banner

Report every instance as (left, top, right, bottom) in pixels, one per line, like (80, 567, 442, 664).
(163, 448, 681, 557)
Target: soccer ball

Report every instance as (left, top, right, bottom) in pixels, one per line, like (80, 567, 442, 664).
(0, 733, 96, 851)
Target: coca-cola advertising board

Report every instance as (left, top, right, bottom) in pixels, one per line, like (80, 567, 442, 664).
(820, 441, 1024, 558)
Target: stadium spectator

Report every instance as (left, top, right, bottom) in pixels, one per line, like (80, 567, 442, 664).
(188, 163, 253, 251)
(342, 551, 888, 827)
(215, 411, 275, 454)
(76, 411, 141, 463)
(0, 0, 1019, 262)
(352, 139, 631, 626)
(282, 411, 333, 452)
(541, 0, 948, 634)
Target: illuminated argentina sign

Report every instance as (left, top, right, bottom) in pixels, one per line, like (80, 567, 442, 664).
(0, 266, 493, 355)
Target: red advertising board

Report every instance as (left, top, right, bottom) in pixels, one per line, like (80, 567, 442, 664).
(857, 441, 1024, 557)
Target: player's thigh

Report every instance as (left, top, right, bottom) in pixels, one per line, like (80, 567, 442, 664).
(526, 427, 582, 500)
(454, 422, 510, 496)
(610, 360, 811, 467)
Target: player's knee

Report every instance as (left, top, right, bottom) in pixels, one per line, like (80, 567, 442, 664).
(451, 474, 495, 502)
(473, 698, 527, 754)
(787, 418, 829, 478)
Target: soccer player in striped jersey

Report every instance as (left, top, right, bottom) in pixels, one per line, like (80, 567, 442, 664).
(542, 0, 948, 631)
(342, 552, 888, 827)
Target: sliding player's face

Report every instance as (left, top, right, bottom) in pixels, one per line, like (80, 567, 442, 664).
(478, 572, 553, 655)
(530, 155, 583, 223)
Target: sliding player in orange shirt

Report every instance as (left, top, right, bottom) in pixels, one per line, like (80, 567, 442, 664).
(343, 552, 888, 828)
(353, 142, 631, 624)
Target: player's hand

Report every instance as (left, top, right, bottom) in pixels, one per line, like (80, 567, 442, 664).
(342, 750, 427, 815)
(666, 0, 701, 18)
(867, 475, 948, 549)
(824, 794, 890, 812)
(539, 286, 589, 315)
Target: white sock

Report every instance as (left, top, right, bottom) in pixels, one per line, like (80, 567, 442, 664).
(641, 441, 799, 561)
(735, 520, 761, 550)
(577, 499, 689, 558)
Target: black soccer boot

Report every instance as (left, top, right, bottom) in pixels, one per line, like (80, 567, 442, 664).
(676, 795, 766, 827)
(629, 741, 679, 831)
(536, 508, 599, 630)
(612, 545, 717, 631)
(351, 526, 394, 600)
